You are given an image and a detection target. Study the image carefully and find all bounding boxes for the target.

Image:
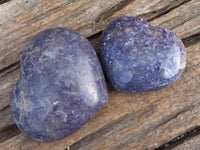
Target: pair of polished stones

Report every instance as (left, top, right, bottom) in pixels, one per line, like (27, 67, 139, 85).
(10, 16, 186, 142)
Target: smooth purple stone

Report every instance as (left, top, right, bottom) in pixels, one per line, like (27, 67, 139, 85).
(100, 16, 186, 92)
(10, 27, 108, 142)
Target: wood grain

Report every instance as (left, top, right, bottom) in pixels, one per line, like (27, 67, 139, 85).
(0, 0, 200, 149)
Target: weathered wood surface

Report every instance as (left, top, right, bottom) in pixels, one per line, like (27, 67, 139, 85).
(0, 0, 200, 149)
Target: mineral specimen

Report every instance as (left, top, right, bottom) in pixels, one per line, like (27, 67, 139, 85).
(10, 27, 108, 142)
(100, 16, 186, 92)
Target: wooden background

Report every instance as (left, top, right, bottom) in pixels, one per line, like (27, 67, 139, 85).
(0, 0, 200, 149)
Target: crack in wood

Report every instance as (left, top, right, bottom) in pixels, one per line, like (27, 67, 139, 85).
(170, 14, 200, 31)
(182, 34, 200, 47)
(154, 105, 194, 129)
(95, 0, 135, 23)
(0, 105, 9, 114)
(0, 124, 20, 143)
(0, 0, 11, 5)
(147, 0, 192, 22)
(0, 62, 20, 78)
(154, 125, 200, 150)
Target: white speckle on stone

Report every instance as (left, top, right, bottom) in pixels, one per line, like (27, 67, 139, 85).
(106, 34, 111, 40)
(125, 28, 133, 33)
(124, 41, 131, 47)
(117, 70, 133, 86)
(79, 35, 85, 41)
(116, 22, 121, 28)
(43, 50, 57, 59)
(157, 53, 164, 57)
(53, 101, 59, 105)
(70, 32, 79, 41)
(163, 67, 175, 79)
(56, 110, 68, 122)
(116, 31, 123, 36)
(64, 29, 70, 36)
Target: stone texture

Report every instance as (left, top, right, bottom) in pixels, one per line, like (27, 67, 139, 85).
(100, 16, 186, 92)
(10, 27, 108, 142)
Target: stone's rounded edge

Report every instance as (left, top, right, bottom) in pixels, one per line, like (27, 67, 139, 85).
(99, 16, 186, 93)
(10, 27, 108, 142)
(9, 84, 18, 125)
(171, 29, 187, 70)
(102, 16, 149, 31)
(9, 79, 36, 141)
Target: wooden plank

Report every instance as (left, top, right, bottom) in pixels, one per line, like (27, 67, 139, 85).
(150, 0, 200, 39)
(0, 0, 200, 149)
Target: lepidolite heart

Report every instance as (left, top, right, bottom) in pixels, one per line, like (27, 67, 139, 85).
(100, 16, 186, 92)
(10, 27, 108, 142)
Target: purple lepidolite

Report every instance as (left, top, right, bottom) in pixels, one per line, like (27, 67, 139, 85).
(100, 16, 186, 92)
(10, 27, 108, 142)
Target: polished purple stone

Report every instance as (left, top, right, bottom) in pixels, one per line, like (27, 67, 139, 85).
(10, 27, 108, 142)
(100, 16, 186, 92)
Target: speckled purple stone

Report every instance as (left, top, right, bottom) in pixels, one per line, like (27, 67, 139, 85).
(10, 27, 108, 142)
(100, 16, 186, 92)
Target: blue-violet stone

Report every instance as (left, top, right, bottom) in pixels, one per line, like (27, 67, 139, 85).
(10, 27, 108, 142)
(100, 16, 186, 92)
